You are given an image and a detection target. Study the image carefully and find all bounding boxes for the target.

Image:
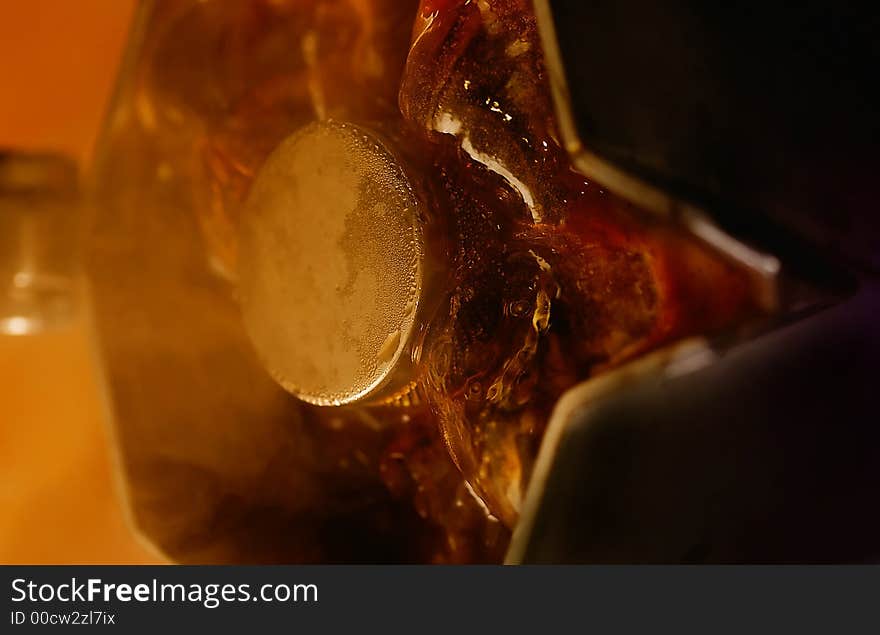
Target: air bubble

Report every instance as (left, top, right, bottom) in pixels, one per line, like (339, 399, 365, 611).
(239, 121, 423, 406)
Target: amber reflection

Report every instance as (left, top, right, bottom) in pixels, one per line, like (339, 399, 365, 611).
(0, 0, 162, 564)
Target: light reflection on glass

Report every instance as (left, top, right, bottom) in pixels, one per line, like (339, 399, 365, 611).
(0, 152, 80, 337)
(0, 315, 32, 336)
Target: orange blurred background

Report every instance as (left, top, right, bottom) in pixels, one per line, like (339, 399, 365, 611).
(0, 0, 163, 563)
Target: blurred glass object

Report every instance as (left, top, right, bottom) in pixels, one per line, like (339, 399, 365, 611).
(0, 151, 81, 336)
